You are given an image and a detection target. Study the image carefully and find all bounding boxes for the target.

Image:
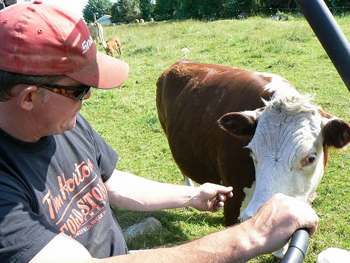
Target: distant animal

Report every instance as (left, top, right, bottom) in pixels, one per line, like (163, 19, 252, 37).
(140, 19, 145, 23)
(104, 38, 122, 57)
(135, 19, 139, 25)
(150, 18, 154, 22)
(237, 12, 248, 19)
(156, 60, 350, 228)
(88, 22, 106, 48)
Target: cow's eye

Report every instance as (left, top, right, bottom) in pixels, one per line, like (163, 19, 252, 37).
(300, 152, 317, 167)
(306, 154, 317, 164)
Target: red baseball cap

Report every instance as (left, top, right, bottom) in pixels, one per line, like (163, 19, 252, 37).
(0, 1, 129, 89)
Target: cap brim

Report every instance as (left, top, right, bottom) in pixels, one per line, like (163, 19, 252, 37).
(66, 51, 129, 89)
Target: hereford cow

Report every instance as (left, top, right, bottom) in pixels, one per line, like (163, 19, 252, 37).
(88, 22, 106, 49)
(156, 60, 350, 229)
(104, 38, 122, 57)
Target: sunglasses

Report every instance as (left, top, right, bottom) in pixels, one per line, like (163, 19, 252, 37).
(36, 83, 91, 101)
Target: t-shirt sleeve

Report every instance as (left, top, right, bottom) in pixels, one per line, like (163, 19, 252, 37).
(0, 173, 60, 263)
(77, 114, 119, 182)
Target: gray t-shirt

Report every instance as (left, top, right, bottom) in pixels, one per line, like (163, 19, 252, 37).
(0, 114, 128, 262)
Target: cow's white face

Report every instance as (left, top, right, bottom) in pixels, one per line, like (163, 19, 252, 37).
(239, 96, 326, 221)
(218, 93, 350, 258)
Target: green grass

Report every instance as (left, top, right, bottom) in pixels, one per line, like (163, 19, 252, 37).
(81, 16, 350, 262)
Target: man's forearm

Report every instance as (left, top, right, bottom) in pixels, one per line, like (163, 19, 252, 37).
(96, 222, 262, 263)
(30, 194, 318, 263)
(105, 170, 232, 212)
(105, 170, 198, 211)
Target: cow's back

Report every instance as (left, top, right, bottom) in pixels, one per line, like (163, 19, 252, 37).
(156, 60, 280, 224)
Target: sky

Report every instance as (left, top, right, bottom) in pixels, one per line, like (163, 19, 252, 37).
(16, 0, 117, 18)
(16, 0, 89, 17)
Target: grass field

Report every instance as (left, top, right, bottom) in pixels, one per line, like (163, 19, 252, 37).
(80, 16, 350, 262)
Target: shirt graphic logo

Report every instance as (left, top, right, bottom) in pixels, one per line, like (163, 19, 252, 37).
(42, 158, 108, 238)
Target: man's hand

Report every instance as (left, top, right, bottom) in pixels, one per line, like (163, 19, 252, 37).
(246, 193, 319, 255)
(190, 183, 233, 212)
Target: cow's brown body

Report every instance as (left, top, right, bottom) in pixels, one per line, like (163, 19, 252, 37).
(104, 38, 122, 57)
(156, 60, 285, 225)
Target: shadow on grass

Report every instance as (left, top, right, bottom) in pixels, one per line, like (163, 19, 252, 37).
(111, 206, 226, 250)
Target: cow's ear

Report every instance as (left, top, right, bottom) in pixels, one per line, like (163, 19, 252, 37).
(218, 110, 258, 138)
(323, 118, 350, 148)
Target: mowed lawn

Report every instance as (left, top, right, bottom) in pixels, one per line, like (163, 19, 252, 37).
(80, 16, 350, 262)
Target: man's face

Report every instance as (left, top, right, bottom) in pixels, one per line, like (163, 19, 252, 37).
(33, 77, 92, 136)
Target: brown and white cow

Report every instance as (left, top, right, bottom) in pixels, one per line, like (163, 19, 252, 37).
(156, 60, 350, 228)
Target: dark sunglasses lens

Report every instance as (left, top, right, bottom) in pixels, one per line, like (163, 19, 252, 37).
(75, 87, 90, 100)
(36, 84, 90, 101)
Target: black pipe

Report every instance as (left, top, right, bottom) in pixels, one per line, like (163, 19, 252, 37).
(280, 2, 350, 262)
(280, 228, 310, 263)
(294, 0, 350, 92)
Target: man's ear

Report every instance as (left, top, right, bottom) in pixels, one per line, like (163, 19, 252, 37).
(17, 85, 38, 111)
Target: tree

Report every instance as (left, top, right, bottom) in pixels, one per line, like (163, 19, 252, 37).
(83, 0, 113, 24)
(222, 0, 254, 18)
(111, 0, 141, 23)
(181, 0, 227, 20)
(325, 0, 350, 9)
(154, 0, 179, 20)
(140, 0, 155, 20)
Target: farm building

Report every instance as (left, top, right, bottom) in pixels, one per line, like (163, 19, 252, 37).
(96, 15, 113, 25)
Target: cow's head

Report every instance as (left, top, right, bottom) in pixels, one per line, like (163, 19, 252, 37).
(218, 95, 350, 222)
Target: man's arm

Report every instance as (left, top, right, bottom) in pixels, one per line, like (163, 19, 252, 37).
(30, 194, 318, 263)
(104, 169, 233, 212)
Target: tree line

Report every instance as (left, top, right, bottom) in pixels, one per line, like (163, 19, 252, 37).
(83, 0, 350, 24)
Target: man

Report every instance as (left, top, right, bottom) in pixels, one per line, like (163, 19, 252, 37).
(0, 2, 318, 263)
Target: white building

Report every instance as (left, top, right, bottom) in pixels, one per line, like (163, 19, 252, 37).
(96, 15, 113, 25)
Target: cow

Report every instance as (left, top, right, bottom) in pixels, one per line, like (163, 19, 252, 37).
(88, 22, 106, 49)
(156, 60, 350, 230)
(104, 38, 122, 57)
